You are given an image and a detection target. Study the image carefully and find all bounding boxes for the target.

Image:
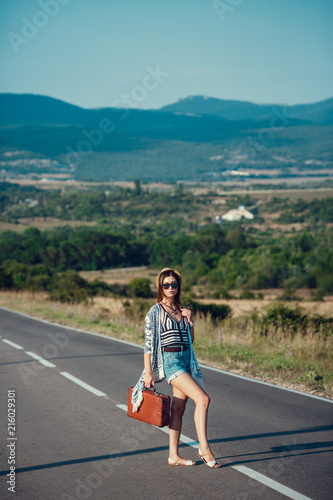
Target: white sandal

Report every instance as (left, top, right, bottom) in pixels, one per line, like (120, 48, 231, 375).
(168, 457, 196, 466)
(197, 449, 220, 468)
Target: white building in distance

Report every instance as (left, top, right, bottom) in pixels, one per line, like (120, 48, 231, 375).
(216, 205, 254, 223)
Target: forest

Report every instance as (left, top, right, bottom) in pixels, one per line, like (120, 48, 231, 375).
(0, 181, 332, 302)
(0, 220, 332, 298)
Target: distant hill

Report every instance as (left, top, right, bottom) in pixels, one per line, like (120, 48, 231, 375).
(0, 93, 88, 126)
(0, 93, 332, 183)
(0, 93, 312, 148)
(0, 92, 313, 130)
(160, 95, 333, 125)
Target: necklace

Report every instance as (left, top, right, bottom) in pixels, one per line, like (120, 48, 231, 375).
(162, 301, 178, 314)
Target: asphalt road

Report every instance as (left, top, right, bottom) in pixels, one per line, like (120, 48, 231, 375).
(0, 306, 332, 500)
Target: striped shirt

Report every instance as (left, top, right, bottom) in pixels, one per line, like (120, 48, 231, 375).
(160, 304, 190, 347)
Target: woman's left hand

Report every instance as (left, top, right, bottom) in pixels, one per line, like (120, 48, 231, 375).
(181, 307, 193, 326)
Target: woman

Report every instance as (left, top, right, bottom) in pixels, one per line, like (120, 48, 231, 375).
(131, 267, 220, 468)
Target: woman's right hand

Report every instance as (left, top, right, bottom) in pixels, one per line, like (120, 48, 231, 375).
(144, 372, 155, 389)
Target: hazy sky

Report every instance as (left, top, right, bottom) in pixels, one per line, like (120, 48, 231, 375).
(0, 0, 332, 109)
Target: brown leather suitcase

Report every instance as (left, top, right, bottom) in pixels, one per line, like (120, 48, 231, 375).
(127, 386, 171, 427)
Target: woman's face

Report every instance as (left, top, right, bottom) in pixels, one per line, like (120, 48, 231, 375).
(162, 275, 179, 301)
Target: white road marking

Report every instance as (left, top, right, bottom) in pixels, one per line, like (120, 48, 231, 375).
(233, 466, 313, 500)
(1, 305, 331, 404)
(177, 433, 199, 448)
(158, 425, 199, 447)
(25, 351, 56, 368)
(117, 404, 313, 500)
(2, 338, 24, 350)
(60, 372, 107, 396)
(116, 404, 128, 411)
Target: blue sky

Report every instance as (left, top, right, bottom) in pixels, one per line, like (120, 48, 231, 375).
(0, 0, 332, 109)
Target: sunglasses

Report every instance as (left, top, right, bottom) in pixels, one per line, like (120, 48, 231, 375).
(162, 282, 179, 290)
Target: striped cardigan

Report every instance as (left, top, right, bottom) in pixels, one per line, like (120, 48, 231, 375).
(131, 303, 204, 412)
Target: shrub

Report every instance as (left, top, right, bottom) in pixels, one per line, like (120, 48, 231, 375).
(183, 297, 232, 322)
(27, 274, 52, 292)
(123, 298, 155, 322)
(128, 278, 153, 298)
(1, 261, 53, 291)
(212, 289, 232, 299)
(239, 288, 255, 299)
(0, 265, 13, 289)
(49, 270, 90, 303)
(3, 261, 29, 289)
(90, 280, 127, 297)
(260, 302, 333, 337)
(261, 302, 307, 333)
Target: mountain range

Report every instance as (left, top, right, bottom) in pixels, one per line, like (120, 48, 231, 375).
(1, 93, 333, 125)
(160, 95, 333, 124)
(0, 93, 332, 182)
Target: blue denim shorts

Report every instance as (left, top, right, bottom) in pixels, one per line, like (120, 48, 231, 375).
(162, 348, 191, 384)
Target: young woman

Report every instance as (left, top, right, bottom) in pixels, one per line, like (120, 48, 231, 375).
(131, 267, 220, 468)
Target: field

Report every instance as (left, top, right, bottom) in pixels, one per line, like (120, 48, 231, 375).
(5, 178, 333, 198)
(79, 266, 333, 317)
(1, 183, 332, 235)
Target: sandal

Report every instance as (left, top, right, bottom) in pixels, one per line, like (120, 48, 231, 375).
(168, 457, 197, 466)
(197, 449, 220, 468)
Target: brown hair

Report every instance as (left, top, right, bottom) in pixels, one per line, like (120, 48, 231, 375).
(157, 270, 182, 309)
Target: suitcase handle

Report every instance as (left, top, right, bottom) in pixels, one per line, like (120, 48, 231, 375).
(144, 386, 156, 393)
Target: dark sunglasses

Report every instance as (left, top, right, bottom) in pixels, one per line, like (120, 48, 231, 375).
(162, 282, 179, 290)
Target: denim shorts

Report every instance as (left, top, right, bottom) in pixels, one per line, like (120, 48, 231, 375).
(162, 347, 191, 384)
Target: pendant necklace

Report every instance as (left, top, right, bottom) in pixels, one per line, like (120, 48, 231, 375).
(162, 301, 178, 314)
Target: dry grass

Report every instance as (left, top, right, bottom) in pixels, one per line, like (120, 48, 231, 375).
(0, 290, 332, 399)
(80, 266, 160, 286)
(192, 311, 333, 399)
(79, 267, 333, 318)
(5, 179, 175, 192)
(197, 296, 333, 318)
(6, 178, 333, 198)
(0, 291, 140, 344)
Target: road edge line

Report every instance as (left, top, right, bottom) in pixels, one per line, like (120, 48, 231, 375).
(116, 404, 313, 500)
(1, 305, 332, 404)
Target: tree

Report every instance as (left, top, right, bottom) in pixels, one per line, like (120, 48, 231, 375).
(0, 265, 13, 289)
(49, 270, 90, 303)
(134, 179, 141, 196)
(128, 278, 153, 298)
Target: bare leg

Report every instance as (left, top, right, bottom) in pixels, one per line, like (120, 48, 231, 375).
(168, 387, 191, 464)
(170, 373, 220, 467)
